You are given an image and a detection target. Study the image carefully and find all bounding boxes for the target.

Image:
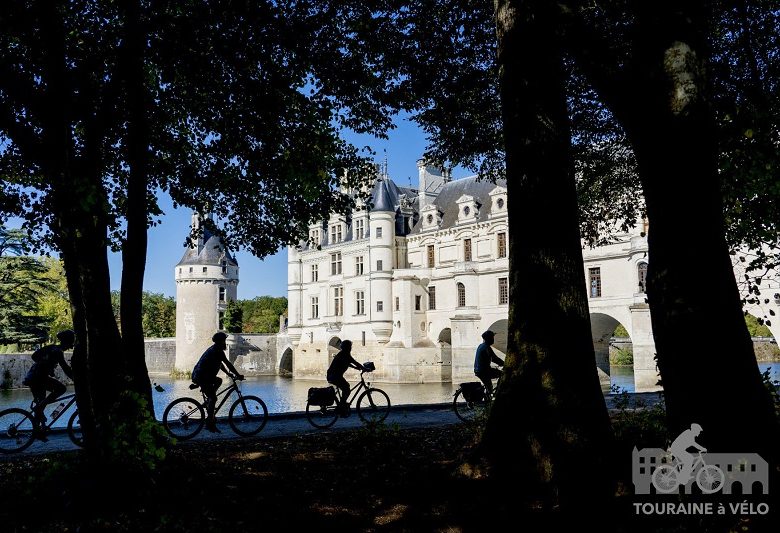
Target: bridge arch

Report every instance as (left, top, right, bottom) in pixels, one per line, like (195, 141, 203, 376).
(590, 312, 633, 391)
(279, 347, 293, 377)
(484, 319, 508, 357)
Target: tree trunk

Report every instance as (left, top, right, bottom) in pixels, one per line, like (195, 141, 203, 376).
(623, 4, 778, 460)
(564, 0, 778, 461)
(481, 0, 613, 510)
(119, 0, 153, 410)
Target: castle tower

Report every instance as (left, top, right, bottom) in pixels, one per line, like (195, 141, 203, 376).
(369, 179, 395, 344)
(174, 213, 239, 372)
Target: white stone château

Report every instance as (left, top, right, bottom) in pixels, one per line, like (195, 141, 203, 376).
(174, 213, 239, 372)
(288, 161, 518, 385)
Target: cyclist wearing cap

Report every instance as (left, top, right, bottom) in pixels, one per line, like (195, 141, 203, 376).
(474, 330, 503, 395)
(192, 332, 244, 432)
(326, 340, 364, 416)
(22, 330, 76, 437)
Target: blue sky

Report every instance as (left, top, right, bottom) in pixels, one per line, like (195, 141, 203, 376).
(112, 114, 438, 300)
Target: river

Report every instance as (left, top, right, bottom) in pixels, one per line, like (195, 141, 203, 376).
(1, 362, 778, 428)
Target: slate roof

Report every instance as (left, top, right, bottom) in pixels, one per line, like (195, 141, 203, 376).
(410, 176, 506, 234)
(177, 228, 238, 267)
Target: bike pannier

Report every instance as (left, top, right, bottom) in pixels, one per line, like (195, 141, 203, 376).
(308, 386, 337, 407)
(460, 382, 485, 403)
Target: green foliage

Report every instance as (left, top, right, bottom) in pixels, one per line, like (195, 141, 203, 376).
(169, 368, 191, 380)
(612, 324, 629, 338)
(610, 348, 634, 366)
(108, 390, 170, 473)
(0, 227, 55, 344)
(239, 296, 288, 333)
(110, 290, 176, 338)
(610, 386, 669, 451)
(745, 313, 773, 337)
(223, 300, 243, 334)
(760, 368, 780, 422)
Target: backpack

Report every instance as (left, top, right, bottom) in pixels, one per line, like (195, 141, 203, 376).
(460, 382, 485, 403)
(308, 386, 337, 407)
(31, 345, 55, 364)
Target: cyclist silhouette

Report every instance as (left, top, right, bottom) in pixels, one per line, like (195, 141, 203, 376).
(192, 332, 244, 432)
(474, 330, 503, 395)
(669, 423, 707, 481)
(326, 340, 364, 416)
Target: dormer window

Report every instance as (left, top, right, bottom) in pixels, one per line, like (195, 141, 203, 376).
(489, 185, 508, 217)
(421, 204, 442, 231)
(330, 224, 343, 244)
(456, 194, 479, 224)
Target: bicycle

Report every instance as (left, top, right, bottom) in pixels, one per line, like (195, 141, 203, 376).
(162, 375, 268, 440)
(452, 374, 501, 422)
(305, 362, 391, 429)
(0, 393, 82, 453)
(651, 451, 725, 494)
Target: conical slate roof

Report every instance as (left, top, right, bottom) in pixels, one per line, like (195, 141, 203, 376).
(177, 227, 238, 267)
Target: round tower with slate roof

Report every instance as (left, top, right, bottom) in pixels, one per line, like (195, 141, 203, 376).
(369, 177, 395, 343)
(174, 213, 239, 372)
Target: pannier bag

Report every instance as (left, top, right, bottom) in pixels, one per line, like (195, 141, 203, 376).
(460, 382, 485, 403)
(362, 361, 376, 372)
(308, 386, 337, 407)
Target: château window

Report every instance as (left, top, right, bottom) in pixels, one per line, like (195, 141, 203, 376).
(333, 286, 343, 316)
(310, 229, 320, 245)
(428, 286, 436, 310)
(499, 277, 508, 305)
(589, 268, 602, 298)
(202, 267, 207, 273)
(222, 260, 227, 274)
(355, 256, 364, 276)
(219, 286, 225, 302)
(457, 283, 466, 307)
(497, 232, 507, 258)
(355, 219, 365, 240)
(376, 227, 383, 238)
(376, 259, 383, 271)
(311, 263, 318, 282)
(395, 297, 400, 311)
(311, 297, 319, 319)
(464, 238, 472, 262)
(637, 262, 648, 293)
(427, 245, 435, 267)
(376, 300, 384, 312)
(331, 252, 342, 275)
(189, 267, 193, 273)
(330, 224, 343, 244)
(415, 295, 422, 311)
(218, 311, 224, 330)
(355, 291, 365, 315)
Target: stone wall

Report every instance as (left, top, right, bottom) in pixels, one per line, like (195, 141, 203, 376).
(0, 352, 74, 390)
(145, 338, 176, 374)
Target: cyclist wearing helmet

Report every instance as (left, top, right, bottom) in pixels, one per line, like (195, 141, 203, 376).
(22, 329, 76, 437)
(192, 332, 244, 432)
(474, 330, 504, 395)
(669, 423, 707, 481)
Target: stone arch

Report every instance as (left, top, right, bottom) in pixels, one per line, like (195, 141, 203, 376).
(279, 347, 293, 377)
(437, 327, 452, 345)
(327, 336, 342, 358)
(590, 312, 633, 390)
(484, 319, 508, 357)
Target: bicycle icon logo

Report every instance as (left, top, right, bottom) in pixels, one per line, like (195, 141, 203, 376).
(632, 423, 769, 496)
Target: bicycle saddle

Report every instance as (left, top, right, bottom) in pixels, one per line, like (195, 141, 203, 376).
(188, 383, 199, 390)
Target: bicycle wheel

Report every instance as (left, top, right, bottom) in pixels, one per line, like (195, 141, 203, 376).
(356, 388, 390, 424)
(67, 410, 84, 448)
(228, 395, 268, 436)
(651, 464, 680, 494)
(452, 389, 489, 422)
(162, 397, 205, 440)
(0, 408, 36, 453)
(305, 401, 339, 429)
(696, 464, 725, 494)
